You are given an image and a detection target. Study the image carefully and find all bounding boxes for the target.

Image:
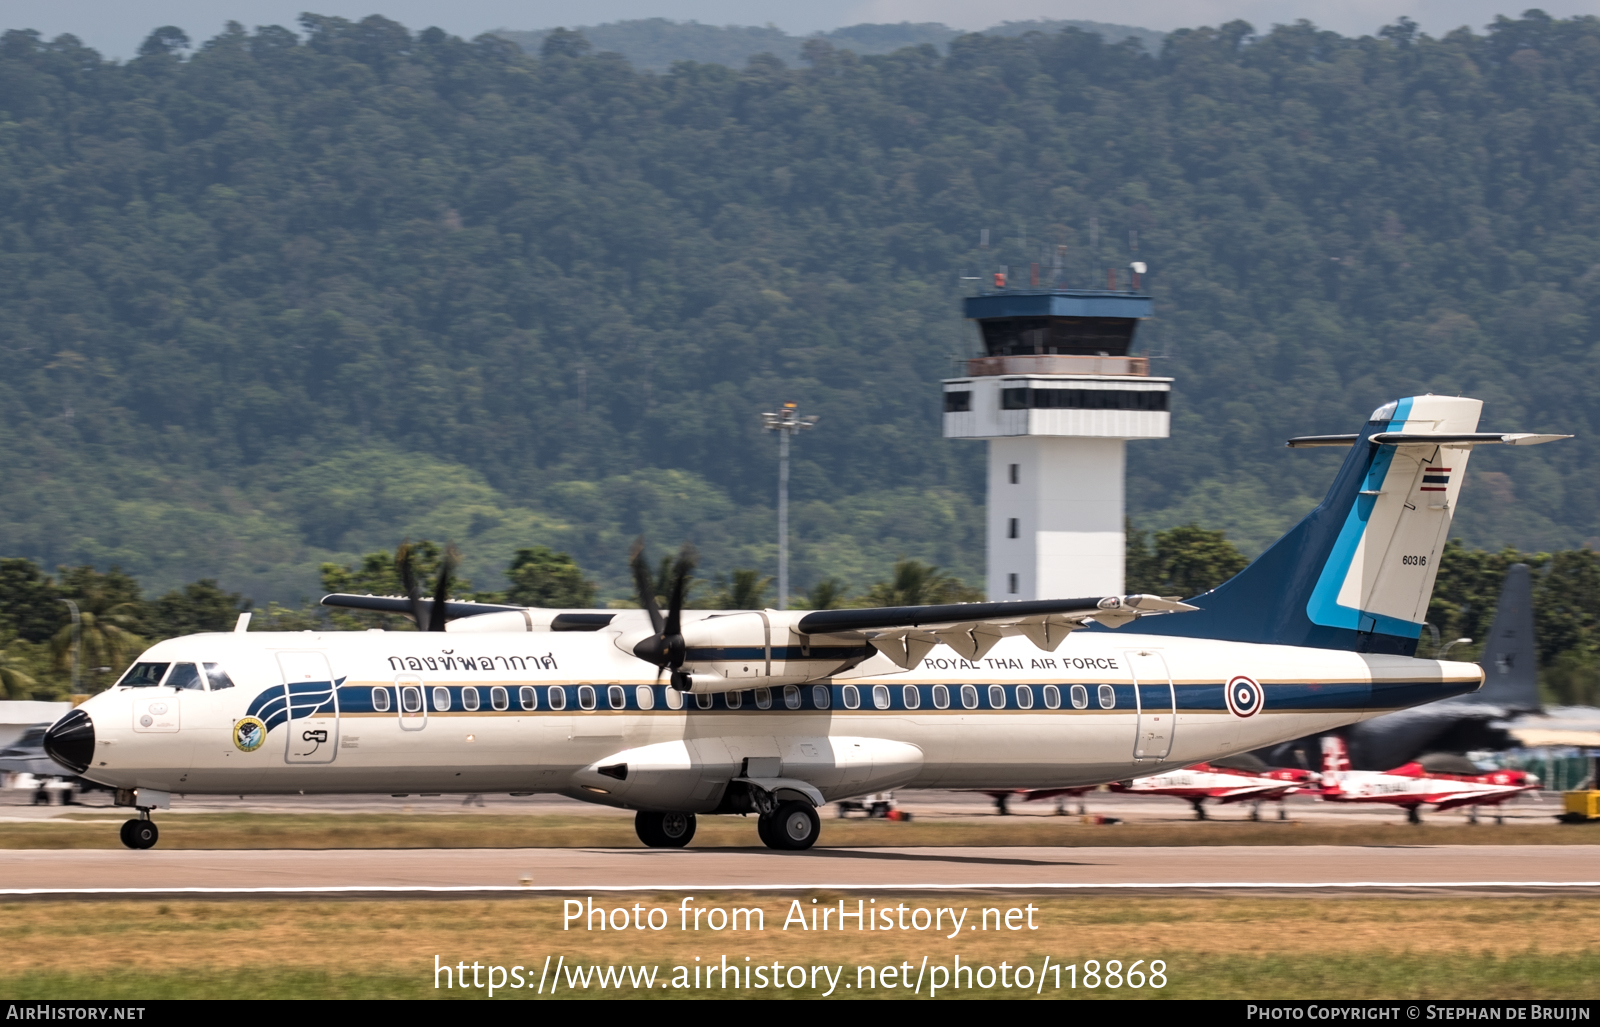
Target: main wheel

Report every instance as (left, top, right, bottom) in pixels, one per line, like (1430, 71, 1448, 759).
(760, 801, 820, 851)
(635, 810, 696, 848)
(122, 819, 158, 850)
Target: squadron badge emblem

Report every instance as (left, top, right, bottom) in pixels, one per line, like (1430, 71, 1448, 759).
(233, 716, 267, 752)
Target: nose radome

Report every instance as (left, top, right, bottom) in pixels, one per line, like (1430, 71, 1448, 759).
(44, 708, 95, 774)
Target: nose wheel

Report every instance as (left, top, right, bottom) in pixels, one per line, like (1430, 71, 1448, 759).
(758, 800, 820, 850)
(119, 816, 159, 850)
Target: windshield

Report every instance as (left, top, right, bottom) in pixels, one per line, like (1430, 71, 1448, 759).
(166, 663, 203, 690)
(203, 663, 235, 690)
(120, 663, 170, 687)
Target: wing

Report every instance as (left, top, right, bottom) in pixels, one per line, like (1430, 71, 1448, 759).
(795, 593, 1197, 668)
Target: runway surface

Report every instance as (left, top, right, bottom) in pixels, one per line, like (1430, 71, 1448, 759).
(4, 844, 1598, 895)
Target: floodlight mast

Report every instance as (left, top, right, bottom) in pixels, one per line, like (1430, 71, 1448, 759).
(760, 402, 817, 610)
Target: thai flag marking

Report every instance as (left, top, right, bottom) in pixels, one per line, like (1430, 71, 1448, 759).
(1420, 467, 1452, 493)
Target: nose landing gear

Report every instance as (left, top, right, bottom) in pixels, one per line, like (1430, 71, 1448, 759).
(119, 812, 159, 850)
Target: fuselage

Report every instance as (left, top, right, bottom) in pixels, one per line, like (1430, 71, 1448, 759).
(66, 628, 1482, 812)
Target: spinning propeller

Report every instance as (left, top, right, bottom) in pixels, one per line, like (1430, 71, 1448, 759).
(397, 540, 459, 632)
(628, 538, 697, 688)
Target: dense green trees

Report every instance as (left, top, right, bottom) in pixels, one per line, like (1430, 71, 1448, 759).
(0, 11, 1598, 610)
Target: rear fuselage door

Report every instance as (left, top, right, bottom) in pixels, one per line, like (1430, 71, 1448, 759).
(277, 651, 338, 764)
(1128, 650, 1175, 761)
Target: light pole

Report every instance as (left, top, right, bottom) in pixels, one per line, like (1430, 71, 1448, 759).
(761, 402, 817, 610)
(58, 599, 80, 693)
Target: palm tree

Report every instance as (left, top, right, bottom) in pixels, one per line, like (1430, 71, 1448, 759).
(713, 569, 773, 610)
(50, 591, 144, 692)
(861, 559, 983, 607)
(0, 646, 36, 700)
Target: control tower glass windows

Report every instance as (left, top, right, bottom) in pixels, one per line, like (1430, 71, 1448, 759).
(979, 317, 1136, 357)
(944, 391, 971, 413)
(1003, 388, 1168, 412)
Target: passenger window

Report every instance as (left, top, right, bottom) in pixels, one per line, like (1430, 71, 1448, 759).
(519, 686, 537, 710)
(987, 684, 1006, 709)
(842, 684, 860, 710)
(432, 686, 451, 712)
(461, 686, 480, 711)
(1097, 684, 1116, 710)
(725, 690, 742, 710)
(902, 685, 921, 709)
(635, 685, 655, 710)
(960, 684, 979, 710)
(696, 692, 714, 709)
(1016, 685, 1034, 709)
(490, 686, 509, 711)
(166, 663, 203, 690)
(783, 685, 801, 710)
(1070, 684, 1088, 710)
(120, 663, 170, 687)
(400, 685, 423, 714)
(608, 685, 626, 709)
(203, 663, 235, 690)
(1043, 684, 1061, 709)
(578, 685, 596, 711)
(932, 684, 950, 710)
(664, 688, 683, 710)
(755, 688, 772, 710)
(812, 685, 830, 709)
(872, 684, 890, 710)
(371, 687, 392, 712)
(547, 687, 568, 711)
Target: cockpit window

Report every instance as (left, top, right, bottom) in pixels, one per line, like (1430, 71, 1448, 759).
(166, 663, 203, 690)
(203, 663, 235, 690)
(120, 663, 170, 687)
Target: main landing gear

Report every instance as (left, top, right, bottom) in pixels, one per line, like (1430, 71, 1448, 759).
(635, 810, 697, 848)
(119, 812, 159, 850)
(758, 801, 821, 851)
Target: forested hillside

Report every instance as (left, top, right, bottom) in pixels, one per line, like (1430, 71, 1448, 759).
(1, 11, 1597, 609)
(493, 18, 1168, 71)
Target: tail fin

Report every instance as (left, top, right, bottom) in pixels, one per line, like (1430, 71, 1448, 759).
(1473, 563, 1541, 711)
(1320, 735, 1350, 776)
(1132, 395, 1563, 656)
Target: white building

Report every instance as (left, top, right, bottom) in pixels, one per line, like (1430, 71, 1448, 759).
(943, 288, 1169, 600)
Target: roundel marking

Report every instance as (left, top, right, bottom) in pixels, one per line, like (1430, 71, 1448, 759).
(1225, 675, 1264, 718)
(233, 716, 268, 752)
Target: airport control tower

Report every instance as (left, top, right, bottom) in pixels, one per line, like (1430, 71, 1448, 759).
(942, 280, 1169, 600)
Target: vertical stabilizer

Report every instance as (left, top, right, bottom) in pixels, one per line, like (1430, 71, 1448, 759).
(1473, 564, 1541, 712)
(1320, 735, 1350, 776)
(1132, 395, 1484, 655)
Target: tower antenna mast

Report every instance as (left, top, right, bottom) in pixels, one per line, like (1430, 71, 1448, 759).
(761, 403, 817, 609)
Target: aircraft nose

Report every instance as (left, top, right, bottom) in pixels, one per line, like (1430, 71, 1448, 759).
(43, 708, 95, 774)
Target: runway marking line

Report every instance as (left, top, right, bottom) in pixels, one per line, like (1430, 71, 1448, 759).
(3, 881, 1599, 896)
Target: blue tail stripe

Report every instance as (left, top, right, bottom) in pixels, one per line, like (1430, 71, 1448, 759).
(1122, 397, 1425, 656)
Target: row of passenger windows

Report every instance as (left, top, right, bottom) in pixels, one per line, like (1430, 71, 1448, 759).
(369, 682, 1119, 713)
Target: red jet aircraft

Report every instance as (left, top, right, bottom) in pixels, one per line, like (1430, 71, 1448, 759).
(1109, 753, 1318, 820)
(1317, 736, 1539, 824)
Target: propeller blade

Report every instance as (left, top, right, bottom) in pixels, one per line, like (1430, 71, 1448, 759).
(662, 542, 697, 646)
(427, 545, 459, 632)
(629, 537, 665, 634)
(396, 541, 429, 630)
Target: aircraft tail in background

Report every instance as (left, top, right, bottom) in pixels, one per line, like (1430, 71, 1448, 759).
(1475, 563, 1542, 712)
(1130, 395, 1568, 656)
(1321, 735, 1351, 777)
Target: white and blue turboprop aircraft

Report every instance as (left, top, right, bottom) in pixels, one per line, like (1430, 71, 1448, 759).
(44, 395, 1567, 851)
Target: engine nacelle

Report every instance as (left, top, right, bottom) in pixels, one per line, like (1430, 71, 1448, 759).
(617, 611, 878, 695)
